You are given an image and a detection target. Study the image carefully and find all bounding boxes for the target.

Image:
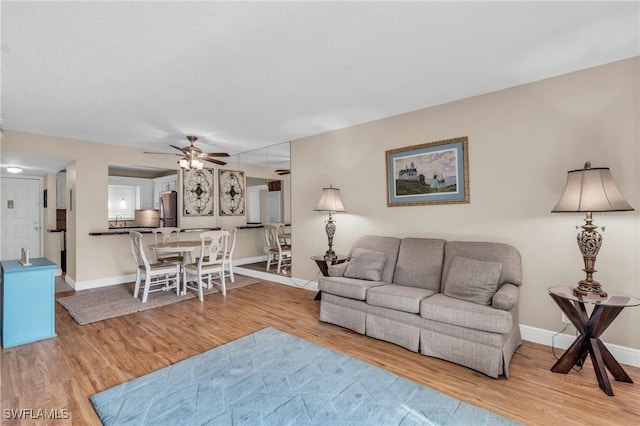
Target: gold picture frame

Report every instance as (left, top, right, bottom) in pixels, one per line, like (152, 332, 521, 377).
(386, 136, 469, 207)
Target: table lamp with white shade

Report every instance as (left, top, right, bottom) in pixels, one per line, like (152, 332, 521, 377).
(314, 185, 346, 261)
(551, 162, 634, 297)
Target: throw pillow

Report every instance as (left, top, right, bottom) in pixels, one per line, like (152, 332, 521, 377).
(444, 256, 503, 305)
(343, 248, 387, 281)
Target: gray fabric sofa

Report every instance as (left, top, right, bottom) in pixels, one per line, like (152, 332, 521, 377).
(318, 235, 523, 378)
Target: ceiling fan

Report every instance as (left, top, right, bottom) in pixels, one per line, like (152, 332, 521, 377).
(275, 169, 291, 175)
(145, 136, 230, 170)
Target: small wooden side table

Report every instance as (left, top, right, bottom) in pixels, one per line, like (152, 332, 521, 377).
(548, 286, 640, 396)
(311, 255, 347, 301)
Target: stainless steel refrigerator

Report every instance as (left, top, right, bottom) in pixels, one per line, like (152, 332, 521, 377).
(159, 191, 178, 227)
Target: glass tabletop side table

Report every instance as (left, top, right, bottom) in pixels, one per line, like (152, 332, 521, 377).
(311, 255, 347, 301)
(548, 286, 640, 396)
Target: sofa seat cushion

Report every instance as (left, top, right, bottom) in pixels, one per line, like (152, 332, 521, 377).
(367, 284, 436, 314)
(420, 294, 514, 334)
(318, 276, 386, 300)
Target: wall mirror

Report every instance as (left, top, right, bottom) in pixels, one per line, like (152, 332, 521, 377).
(238, 141, 290, 226)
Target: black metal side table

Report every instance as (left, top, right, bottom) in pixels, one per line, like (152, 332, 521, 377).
(548, 286, 640, 396)
(311, 255, 347, 301)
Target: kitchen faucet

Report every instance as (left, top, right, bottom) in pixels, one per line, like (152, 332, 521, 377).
(115, 215, 123, 227)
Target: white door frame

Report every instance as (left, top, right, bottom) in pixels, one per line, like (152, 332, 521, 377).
(0, 174, 44, 260)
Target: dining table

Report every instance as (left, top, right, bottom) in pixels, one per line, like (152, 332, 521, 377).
(149, 240, 204, 296)
(148, 240, 202, 265)
(278, 232, 292, 246)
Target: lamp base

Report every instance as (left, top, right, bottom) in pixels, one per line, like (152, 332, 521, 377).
(574, 280, 607, 298)
(323, 250, 337, 261)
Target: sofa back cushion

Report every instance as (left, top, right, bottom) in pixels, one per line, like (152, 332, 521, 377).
(393, 238, 446, 290)
(348, 235, 401, 283)
(442, 241, 522, 291)
(343, 248, 387, 281)
(443, 256, 503, 305)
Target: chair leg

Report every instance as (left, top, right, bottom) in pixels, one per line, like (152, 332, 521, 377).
(266, 254, 272, 271)
(133, 269, 142, 298)
(142, 275, 151, 303)
(182, 268, 187, 296)
(197, 276, 204, 302)
(228, 260, 235, 282)
(277, 255, 282, 274)
(220, 269, 226, 296)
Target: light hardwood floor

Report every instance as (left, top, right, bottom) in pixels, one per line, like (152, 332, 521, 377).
(2, 279, 639, 425)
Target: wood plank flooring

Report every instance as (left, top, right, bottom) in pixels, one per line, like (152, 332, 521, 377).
(2, 279, 639, 425)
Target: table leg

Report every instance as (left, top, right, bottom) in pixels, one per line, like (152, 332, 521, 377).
(313, 259, 329, 301)
(551, 335, 587, 373)
(597, 338, 633, 383)
(550, 294, 633, 396)
(589, 337, 614, 396)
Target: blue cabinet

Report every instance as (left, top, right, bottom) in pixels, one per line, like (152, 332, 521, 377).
(1, 258, 57, 348)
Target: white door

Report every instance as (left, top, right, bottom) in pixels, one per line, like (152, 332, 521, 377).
(247, 188, 261, 223)
(267, 191, 282, 223)
(1, 177, 42, 260)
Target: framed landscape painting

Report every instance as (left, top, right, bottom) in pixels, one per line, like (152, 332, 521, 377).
(386, 136, 469, 207)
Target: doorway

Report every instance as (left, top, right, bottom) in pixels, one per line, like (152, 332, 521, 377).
(1, 176, 42, 260)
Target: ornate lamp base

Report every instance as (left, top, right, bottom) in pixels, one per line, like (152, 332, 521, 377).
(574, 280, 607, 297)
(323, 212, 337, 262)
(574, 212, 607, 297)
(323, 250, 337, 261)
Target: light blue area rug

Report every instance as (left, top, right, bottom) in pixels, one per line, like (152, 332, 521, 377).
(91, 327, 519, 425)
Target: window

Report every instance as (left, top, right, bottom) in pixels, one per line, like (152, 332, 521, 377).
(108, 185, 140, 219)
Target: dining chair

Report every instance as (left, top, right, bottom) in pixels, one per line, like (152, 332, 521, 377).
(264, 223, 292, 274)
(183, 230, 229, 301)
(223, 227, 238, 282)
(151, 227, 182, 263)
(129, 231, 180, 303)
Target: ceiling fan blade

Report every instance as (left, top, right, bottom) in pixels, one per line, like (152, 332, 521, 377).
(201, 157, 227, 166)
(170, 144, 187, 153)
(144, 151, 181, 156)
(204, 152, 230, 158)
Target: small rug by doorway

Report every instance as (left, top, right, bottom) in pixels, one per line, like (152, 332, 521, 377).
(90, 327, 519, 425)
(57, 274, 260, 325)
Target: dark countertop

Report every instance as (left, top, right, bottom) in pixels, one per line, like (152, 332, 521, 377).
(89, 227, 220, 236)
(47, 229, 66, 233)
(237, 223, 291, 229)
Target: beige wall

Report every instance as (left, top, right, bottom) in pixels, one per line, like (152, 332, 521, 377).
(42, 173, 64, 273)
(290, 57, 640, 349)
(2, 132, 287, 287)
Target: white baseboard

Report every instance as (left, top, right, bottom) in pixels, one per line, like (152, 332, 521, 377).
(67, 273, 137, 291)
(520, 324, 640, 368)
(233, 266, 318, 292)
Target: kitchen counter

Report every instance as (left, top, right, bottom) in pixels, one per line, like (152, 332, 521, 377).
(237, 223, 291, 229)
(89, 227, 220, 236)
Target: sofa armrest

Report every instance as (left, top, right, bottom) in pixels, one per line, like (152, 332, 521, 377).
(491, 283, 519, 311)
(328, 262, 348, 277)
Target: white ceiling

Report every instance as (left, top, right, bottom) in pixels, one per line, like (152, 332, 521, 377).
(2, 1, 639, 172)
